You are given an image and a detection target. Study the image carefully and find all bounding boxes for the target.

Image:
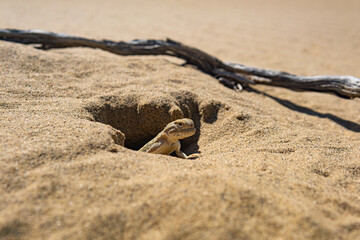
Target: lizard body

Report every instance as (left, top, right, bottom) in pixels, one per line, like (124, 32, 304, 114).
(139, 118, 199, 159)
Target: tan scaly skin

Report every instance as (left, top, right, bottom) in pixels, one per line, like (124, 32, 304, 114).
(139, 118, 200, 159)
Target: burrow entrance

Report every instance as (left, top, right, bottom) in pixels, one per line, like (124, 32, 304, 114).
(85, 89, 226, 151)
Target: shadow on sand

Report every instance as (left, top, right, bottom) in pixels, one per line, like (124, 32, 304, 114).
(247, 87, 360, 133)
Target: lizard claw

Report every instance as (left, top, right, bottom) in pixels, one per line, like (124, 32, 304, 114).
(186, 153, 201, 159)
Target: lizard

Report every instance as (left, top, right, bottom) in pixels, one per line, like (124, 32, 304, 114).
(138, 118, 200, 159)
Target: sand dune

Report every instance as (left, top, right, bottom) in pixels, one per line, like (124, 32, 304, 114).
(1, 0, 360, 239)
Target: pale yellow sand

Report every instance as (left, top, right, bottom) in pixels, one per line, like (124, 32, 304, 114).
(1, 0, 360, 239)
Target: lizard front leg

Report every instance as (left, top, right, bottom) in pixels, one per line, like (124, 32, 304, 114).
(145, 141, 165, 154)
(174, 141, 200, 159)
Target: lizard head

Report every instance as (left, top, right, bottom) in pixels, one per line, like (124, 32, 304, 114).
(164, 118, 196, 141)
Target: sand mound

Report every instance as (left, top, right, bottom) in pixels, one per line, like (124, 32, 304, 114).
(1, 0, 360, 239)
(86, 89, 202, 150)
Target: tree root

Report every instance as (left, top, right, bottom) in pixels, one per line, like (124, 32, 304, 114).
(1, 29, 359, 98)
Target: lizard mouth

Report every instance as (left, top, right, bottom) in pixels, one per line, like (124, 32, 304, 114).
(176, 127, 196, 137)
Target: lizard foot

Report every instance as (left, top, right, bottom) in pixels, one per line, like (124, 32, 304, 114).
(186, 153, 201, 159)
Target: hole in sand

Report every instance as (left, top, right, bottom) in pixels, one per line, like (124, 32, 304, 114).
(84, 89, 227, 152)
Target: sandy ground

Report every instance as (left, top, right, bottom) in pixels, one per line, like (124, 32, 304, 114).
(1, 0, 360, 239)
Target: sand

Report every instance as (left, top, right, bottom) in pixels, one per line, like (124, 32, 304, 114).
(1, 0, 360, 239)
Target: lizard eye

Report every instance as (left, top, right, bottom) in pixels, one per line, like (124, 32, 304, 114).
(177, 122, 183, 126)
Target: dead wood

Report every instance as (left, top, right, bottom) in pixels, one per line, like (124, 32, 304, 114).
(1, 29, 359, 98)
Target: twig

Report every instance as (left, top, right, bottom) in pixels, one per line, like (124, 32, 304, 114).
(1, 29, 359, 98)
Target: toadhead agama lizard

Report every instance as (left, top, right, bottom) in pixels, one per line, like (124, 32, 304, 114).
(139, 118, 200, 159)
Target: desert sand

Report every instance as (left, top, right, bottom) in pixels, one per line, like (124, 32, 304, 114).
(1, 0, 360, 239)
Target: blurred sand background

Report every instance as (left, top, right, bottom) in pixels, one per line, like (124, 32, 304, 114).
(1, 0, 360, 239)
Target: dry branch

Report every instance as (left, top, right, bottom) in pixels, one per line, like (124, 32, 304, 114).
(1, 29, 359, 98)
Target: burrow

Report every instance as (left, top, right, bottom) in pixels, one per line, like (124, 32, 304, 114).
(84, 89, 228, 151)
